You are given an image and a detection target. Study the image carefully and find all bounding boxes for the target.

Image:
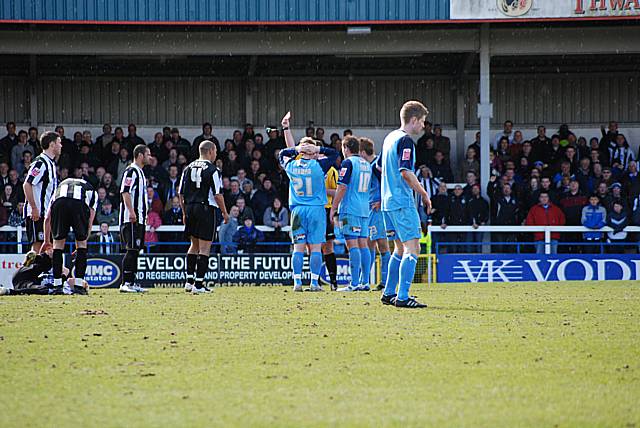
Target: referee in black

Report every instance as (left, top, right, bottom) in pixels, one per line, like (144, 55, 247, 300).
(46, 178, 97, 294)
(179, 140, 229, 294)
(119, 144, 150, 293)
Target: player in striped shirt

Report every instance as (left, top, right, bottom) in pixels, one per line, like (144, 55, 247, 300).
(47, 178, 97, 294)
(119, 144, 150, 293)
(23, 131, 60, 253)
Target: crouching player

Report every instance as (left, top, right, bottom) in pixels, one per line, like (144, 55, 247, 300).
(279, 141, 338, 291)
(0, 248, 85, 296)
(46, 177, 97, 295)
(330, 136, 372, 291)
(359, 137, 391, 291)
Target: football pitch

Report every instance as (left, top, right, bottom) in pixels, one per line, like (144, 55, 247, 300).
(1, 282, 639, 427)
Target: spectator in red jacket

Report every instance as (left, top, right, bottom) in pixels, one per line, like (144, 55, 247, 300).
(525, 191, 566, 254)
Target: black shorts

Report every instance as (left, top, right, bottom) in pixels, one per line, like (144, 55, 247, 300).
(185, 204, 217, 241)
(325, 208, 335, 241)
(121, 222, 146, 251)
(51, 199, 90, 241)
(26, 216, 45, 244)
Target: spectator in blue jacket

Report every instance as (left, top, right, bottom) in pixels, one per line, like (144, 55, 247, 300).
(219, 206, 240, 254)
(233, 217, 264, 253)
(581, 194, 607, 249)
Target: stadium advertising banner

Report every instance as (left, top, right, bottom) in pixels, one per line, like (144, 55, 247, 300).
(450, 0, 640, 20)
(0, 254, 29, 289)
(438, 254, 640, 283)
(134, 254, 352, 288)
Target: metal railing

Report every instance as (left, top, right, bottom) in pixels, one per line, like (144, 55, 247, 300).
(427, 225, 640, 255)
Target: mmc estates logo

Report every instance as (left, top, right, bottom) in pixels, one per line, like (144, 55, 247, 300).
(498, 0, 533, 16)
(441, 254, 640, 283)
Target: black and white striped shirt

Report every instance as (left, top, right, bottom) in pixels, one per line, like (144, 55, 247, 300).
(52, 178, 99, 212)
(24, 152, 57, 217)
(119, 163, 147, 225)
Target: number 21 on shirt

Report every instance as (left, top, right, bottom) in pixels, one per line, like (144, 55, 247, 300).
(292, 176, 313, 196)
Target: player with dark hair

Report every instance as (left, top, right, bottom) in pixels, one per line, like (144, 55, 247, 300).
(46, 177, 97, 294)
(23, 131, 61, 253)
(119, 144, 150, 293)
(180, 140, 229, 294)
(330, 136, 373, 291)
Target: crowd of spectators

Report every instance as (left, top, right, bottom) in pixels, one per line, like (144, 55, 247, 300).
(0, 118, 638, 254)
(423, 120, 639, 253)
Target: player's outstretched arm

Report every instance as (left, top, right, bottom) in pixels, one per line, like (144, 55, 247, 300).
(281, 111, 295, 148)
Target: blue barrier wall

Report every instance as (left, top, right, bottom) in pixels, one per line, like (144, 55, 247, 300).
(438, 254, 640, 283)
(0, 0, 449, 23)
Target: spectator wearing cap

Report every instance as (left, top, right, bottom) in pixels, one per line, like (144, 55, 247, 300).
(606, 200, 629, 253)
(95, 198, 119, 227)
(464, 184, 489, 253)
(170, 127, 191, 158)
(433, 125, 451, 163)
(581, 194, 607, 249)
(526, 191, 566, 254)
(494, 120, 514, 148)
(608, 182, 627, 211)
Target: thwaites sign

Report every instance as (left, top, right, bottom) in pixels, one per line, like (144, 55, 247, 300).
(450, 0, 640, 20)
(438, 254, 640, 283)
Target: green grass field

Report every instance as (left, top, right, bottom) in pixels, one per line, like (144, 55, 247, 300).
(1, 282, 639, 427)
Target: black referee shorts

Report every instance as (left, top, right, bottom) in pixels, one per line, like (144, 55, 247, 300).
(121, 222, 146, 251)
(51, 198, 90, 241)
(185, 204, 217, 241)
(26, 216, 45, 244)
(325, 208, 335, 241)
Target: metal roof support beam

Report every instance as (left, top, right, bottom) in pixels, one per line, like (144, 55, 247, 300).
(478, 24, 492, 200)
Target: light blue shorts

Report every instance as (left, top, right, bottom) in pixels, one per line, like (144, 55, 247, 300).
(383, 207, 421, 242)
(290, 205, 326, 245)
(339, 213, 369, 240)
(368, 209, 386, 241)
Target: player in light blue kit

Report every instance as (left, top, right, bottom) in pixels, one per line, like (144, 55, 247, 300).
(359, 137, 391, 291)
(279, 112, 339, 292)
(378, 101, 431, 309)
(330, 136, 372, 292)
